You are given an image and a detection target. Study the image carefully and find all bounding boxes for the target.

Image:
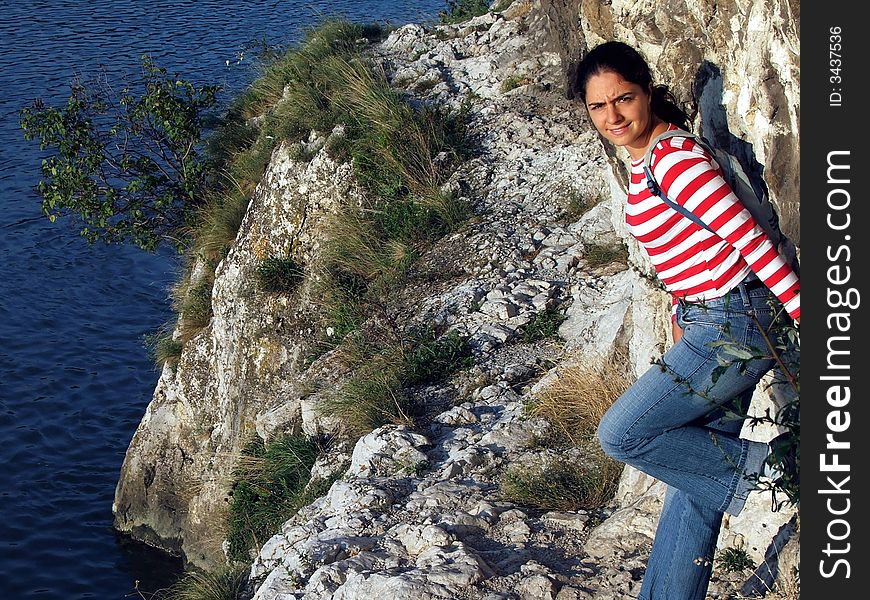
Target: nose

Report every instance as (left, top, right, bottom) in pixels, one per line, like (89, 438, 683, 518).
(605, 103, 623, 124)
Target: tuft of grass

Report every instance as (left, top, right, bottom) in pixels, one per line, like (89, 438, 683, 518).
(160, 567, 248, 600)
(149, 333, 184, 369)
(518, 307, 567, 342)
(255, 255, 305, 294)
(717, 546, 755, 573)
(226, 434, 320, 563)
(528, 352, 630, 446)
(178, 277, 215, 342)
(327, 56, 468, 200)
(373, 198, 446, 243)
(320, 359, 414, 441)
(403, 329, 474, 386)
(194, 187, 252, 260)
(422, 188, 473, 232)
(500, 448, 622, 511)
(560, 190, 599, 223)
(230, 19, 386, 125)
(500, 74, 532, 93)
(318, 325, 475, 440)
(439, 0, 491, 24)
(584, 242, 629, 267)
(316, 268, 369, 345)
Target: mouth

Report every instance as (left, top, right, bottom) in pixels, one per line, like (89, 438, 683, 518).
(608, 125, 630, 136)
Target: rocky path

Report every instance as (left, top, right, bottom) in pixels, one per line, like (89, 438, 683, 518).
(246, 6, 794, 600)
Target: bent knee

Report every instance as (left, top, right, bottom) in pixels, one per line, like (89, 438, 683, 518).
(597, 409, 630, 459)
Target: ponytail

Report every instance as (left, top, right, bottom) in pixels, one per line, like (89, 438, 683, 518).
(651, 85, 691, 131)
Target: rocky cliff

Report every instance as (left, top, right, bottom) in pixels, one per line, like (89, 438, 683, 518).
(114, 1, 800, 597)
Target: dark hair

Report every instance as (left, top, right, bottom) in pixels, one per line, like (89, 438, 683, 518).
(569, 41, 690, 131)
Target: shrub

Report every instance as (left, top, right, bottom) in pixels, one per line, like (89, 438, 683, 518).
(226, 434, 320, 563)
(19, 56, 218, 252)
(710, 313, 801, 509)
(439, 0, 491, 24)
(255, 256, 305, 293)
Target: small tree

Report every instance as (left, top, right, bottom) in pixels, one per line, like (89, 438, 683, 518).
(439, 0, 491, 24)
(19, 56, 219, 251)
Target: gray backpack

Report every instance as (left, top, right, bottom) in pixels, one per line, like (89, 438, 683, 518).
(642, 129, 798, 274)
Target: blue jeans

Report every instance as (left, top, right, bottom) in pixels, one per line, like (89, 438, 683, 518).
(597, 280, 787, 600)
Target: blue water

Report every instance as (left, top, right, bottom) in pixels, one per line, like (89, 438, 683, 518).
(0, 2, 445, 598)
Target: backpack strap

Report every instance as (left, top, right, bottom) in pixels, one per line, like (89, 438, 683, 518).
(642, 165, 713, 233)
(643, 129, 716, 233)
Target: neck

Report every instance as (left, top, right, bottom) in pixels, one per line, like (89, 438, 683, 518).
(627, 116, 669, 161)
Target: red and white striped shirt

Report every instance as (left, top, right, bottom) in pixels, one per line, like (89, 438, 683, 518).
(626, 127, 800, 321)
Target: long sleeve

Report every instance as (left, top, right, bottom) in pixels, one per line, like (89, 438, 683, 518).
(650, 142, 800, 320)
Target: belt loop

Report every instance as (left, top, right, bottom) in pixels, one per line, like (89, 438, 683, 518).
(737, 281, 755, 315)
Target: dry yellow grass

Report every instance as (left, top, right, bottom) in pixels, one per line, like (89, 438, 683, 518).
(529, 350, 632, 446)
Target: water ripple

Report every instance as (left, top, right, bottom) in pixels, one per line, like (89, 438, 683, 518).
(1, 1, 445, 597)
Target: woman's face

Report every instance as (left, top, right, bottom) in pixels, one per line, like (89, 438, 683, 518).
(583, 70, 655, 159)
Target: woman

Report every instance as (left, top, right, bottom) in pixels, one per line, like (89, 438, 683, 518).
(571, 41, 800, 599)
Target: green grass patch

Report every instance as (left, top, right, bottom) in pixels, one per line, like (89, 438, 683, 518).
(584, 242, 629, 267)
(226, 434, 320, 563)
(255, 255, 305, 294)
(500, 449, 622, 512)
(403, 329, 474, 385)
(518, 307, 567, 342)
(716, 547, 755, 573)
(321, 326, 475, 439)
(500, 74, 532, 93)
(321, 358, 414, 440)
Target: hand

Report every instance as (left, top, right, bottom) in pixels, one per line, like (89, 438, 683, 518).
(672, 321, 684, 344)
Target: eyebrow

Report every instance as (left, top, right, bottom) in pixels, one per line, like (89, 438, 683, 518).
(587, 92, 634, 107)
